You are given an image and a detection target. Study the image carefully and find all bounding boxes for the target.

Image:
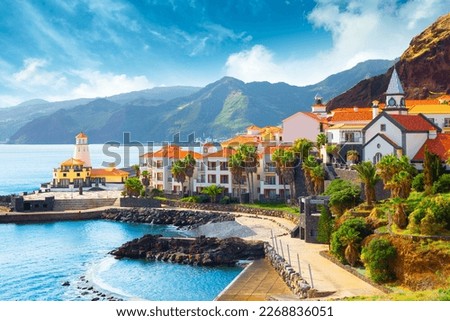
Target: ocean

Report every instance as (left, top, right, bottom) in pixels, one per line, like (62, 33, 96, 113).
(0, 144, 242, 301)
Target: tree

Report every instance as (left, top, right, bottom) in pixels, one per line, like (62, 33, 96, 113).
(352, 161, 379, 207)
(229, 152, 244, 201)
(377, 154, 416, 199)
(293, 138, 313, 162)
(302, 155, 317, 195)
(272, 148, 297, 202)
(238, 144, 258, 203)
(132, 164, 141, 178)
(317, 206, 334, 246)
(310, 164, 325, 195)
(141, 170, 150, 197)
(124, 177, 143, 197)
(361, 238, 397, 283)
(423, 147, 445, 194)
(316, 133, 327, 159)
(341, 229, 360, 267)
(201, 184, 224, 203)
(183, 153, 196, 196)
(323, 179, 361, 217)
(171, 160, 186, 194)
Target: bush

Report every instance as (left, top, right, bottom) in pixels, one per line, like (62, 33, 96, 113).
(330, 218, 372, 264)
(412, 173, 425, 192)
(317, 206, 334, 244)
(323, 179, 361, 217)
(361, 238, 396, 283)
(180, 196, 201, 203)
(408, 196, 450, 234)
(220, 196, 231, 204)
(432, 174, 450, 194)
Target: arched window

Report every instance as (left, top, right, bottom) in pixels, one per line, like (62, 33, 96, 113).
(373, 152, 382, 164)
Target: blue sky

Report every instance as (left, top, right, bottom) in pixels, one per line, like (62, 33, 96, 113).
(0, 0, 447, 107)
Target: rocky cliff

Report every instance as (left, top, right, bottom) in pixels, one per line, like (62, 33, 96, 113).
(327, 13, 450, 109)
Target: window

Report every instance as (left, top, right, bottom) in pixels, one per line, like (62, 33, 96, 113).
(220, 175, 229, 184)
(264, 176, 276, 185)
(344, 132, 355, 142)
(444, 118, 450, 127)
(76, 173, 80, 177)
(63, 173, 67, 177)
(380, 124, 386, 132)
(208, 161, 216, 170)
(373, 152, 382, 164)
(208, 175, 217, 183)
(156, 173, 163, 181)
(220, 162, 228, 170)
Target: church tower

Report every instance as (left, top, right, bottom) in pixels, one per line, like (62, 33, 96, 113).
(384, 68, 408, 115)
(311, 93, 327, 117)
(73, 132, 92, 168)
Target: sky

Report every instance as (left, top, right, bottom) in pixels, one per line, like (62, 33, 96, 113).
(0, 0, 448, 107)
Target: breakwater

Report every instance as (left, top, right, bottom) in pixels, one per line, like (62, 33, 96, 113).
(102, 207, 235, 229)
(111, 235, 265, 266)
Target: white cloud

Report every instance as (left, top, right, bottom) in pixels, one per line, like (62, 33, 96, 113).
(69, 70, 153, 98)
(225, 0, 448, 86)
(12, 58, 67, 89)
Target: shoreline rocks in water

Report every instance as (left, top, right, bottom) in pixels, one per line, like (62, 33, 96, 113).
(102, 208, 234, 229)
(111, 235, 265, 267)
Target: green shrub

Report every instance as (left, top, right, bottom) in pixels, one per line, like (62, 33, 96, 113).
(180, 196, 200, 203)
(431, 174, 450, 194)
(412, 173, 425, 192)
(361, 238, 397, 283)
(323, 179, 361, 217)
(219, 196, 231, 204)
(317, 206, 334, 244)
(408, 196, 450, 234)
(330, 218, 372, 264)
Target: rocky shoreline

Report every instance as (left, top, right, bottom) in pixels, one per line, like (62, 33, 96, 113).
(102, 207, 235, 229)
(111, 234, 265, 266)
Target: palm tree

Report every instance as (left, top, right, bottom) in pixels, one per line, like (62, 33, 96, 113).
(229, 152, 244, 201)
(201, 184, 224, 203)
(238, 144, 258, 203)
(271, 148, 287, 201)
(183, 153, 196, 196)
(316, 133, 327, 160)
(302, 155, 317, 195)
(352, 161, 379, 207)
(310, 164, 325, 195)
(132, 164, 141, 178)
(293, 138, 313, 162)
(340, 229, 360, 267)
(141, 170, 150, 197)
(386, 170, 413, 199)
(376, 154, 399, 186)
(170, 160, 186, 195)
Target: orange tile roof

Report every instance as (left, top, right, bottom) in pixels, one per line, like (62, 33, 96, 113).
(142, 145, 203, 159)
(389, 114, 436, 132)
(247, 125, 262, 130)
(330, 107, 374, 122)
(413, 133, 450, 161)
(60, 158, 84, 166)
(204, 148, 237, 158)
(406, 99, 440, 106)
(76, 132, 88, 138)
(91, 168, 129, 177)
(221, 135, 259, 148)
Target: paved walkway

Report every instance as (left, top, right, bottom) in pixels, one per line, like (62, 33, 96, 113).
(196, 212, 386, 300)
(216, 259, 296, 301)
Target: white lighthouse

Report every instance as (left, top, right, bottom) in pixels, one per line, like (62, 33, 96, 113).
(73, 132, 92, 168)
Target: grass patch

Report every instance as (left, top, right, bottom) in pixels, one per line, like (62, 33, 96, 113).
(240, 202, 299, 215)
(346, 287, 450, 301)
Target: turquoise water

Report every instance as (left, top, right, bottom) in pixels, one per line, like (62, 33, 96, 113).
(0, 220, 242, 301)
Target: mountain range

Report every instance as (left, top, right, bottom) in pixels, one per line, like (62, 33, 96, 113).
(327, 13, 450, 109)
(4, 59, 394, 144)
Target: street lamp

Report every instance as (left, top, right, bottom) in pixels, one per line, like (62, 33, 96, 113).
(69, 184, 74, 199)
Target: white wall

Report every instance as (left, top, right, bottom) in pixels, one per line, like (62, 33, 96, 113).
(405, 133, 429, 159)
(364, 135, 396, 162)
(364, 116, 402, 146)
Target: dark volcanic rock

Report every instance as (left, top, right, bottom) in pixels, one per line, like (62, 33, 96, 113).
(101, 207, 234, 229)
(110, 235, 265, 267)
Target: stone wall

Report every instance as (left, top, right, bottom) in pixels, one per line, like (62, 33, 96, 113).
(264, 244, 315, 298)
(119, 198, 161, 208)
(160, 200, 300, 224)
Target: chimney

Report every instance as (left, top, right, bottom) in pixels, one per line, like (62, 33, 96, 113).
(372, 100, 379, 119)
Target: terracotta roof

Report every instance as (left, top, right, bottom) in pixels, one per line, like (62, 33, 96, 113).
(221, 135, 259, 148)
(76, 132, 87, 138)
(142, 145, 202, 159)
(260, 126, 282, 134)
(303, 112, 324, 122)
(204, 148, 236, 158)
(60, 158, 84, 166)
(91, 168, 129, 177)
(247, 125, 261, 130)
(406, 99, 440, 106)
(389, 114, 437, 132)
(330, 108, 374, 122)
(413, 133, 450, 161)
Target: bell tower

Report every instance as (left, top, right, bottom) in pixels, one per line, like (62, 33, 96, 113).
(384, 68, 408, 115)
(73, 132, 92, 167)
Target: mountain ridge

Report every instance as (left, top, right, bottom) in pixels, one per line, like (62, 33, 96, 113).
(6, 59, 395, 144)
